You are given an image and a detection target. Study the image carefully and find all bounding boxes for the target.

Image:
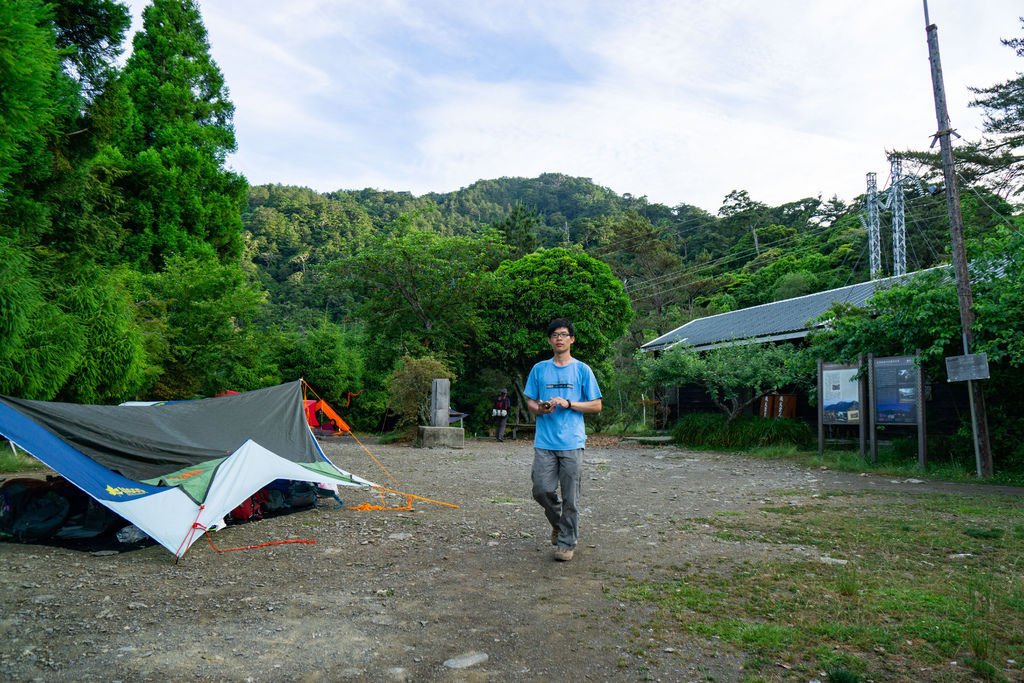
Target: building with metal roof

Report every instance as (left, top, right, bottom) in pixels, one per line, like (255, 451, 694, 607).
(640, 268, 942, 354)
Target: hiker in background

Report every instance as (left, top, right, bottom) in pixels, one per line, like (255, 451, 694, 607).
(523, 318, 602, 562)
(493, 388, 511, 442)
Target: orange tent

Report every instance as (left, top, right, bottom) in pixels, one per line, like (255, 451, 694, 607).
(303, 399, 350, 433)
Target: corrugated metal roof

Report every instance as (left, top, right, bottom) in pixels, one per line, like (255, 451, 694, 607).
(640, 268, 943, 353)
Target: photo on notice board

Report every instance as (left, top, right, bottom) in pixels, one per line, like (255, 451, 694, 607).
(822, 366, 860, 424)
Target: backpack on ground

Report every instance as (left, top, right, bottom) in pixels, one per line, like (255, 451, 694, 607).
(56, 497, 123, 540)
(228, 490, 267, 523)
(286, 481, 318, 509)
(0, 478, 72, 541)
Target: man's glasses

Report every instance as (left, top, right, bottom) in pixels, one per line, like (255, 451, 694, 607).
(549, 332, 572, 339)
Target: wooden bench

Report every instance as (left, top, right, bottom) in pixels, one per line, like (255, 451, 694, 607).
(510, 423, 536, 440)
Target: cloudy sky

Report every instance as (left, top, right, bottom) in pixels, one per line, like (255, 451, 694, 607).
(126, 1, 1022, 213)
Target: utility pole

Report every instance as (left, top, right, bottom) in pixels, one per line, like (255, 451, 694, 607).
(923, 0, 993, 476)
(866, 172, 882, 279)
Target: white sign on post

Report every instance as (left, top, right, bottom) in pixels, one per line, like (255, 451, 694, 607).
(945, 353, 989, 382)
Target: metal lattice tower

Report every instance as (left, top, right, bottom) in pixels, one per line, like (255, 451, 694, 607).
(865, 172, 881, 279)
(887, 155, 907, 276)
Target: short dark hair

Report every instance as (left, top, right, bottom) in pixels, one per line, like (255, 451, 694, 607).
(546, 318, 575, 337)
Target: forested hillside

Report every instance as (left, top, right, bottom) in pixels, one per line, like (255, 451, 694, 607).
(2, 1, 1023, 471)
(247, 174, 1014, 348)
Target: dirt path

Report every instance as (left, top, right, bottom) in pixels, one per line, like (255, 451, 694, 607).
(1, 436, 1018, 682)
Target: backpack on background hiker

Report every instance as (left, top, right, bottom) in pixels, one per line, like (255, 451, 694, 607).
(492, 394, 509, 417)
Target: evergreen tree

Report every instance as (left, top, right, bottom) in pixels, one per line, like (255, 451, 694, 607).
(967, 18, 1024, 199)
(52, 0, 131, 100)
(0, 0, 61, 220)
(137, 254, 275, 399)
(494, 202, 541, 258)
(0, 0, 130, 262)
(117, 0, 246, 268)
(904, 20, 1024, 201)
(0, 0, 149, 401)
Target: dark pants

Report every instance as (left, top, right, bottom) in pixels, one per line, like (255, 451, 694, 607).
(495, 415, 508, 440)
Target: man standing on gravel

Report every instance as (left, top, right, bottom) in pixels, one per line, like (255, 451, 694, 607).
(524, 318, 602, 562)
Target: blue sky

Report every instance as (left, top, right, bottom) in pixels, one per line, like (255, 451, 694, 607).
(126, 1, 1023, 213)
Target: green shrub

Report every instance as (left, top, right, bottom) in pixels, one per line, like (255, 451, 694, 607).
(672, 413, 813, 450)
(387, 355, 455, 427)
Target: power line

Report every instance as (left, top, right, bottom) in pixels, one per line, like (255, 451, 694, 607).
(624, 221, 847, 302)
(605, 164, 962, 307)
(629, 223, 856, 300)
(637, 217, 846, 287)
(956, 172, 1022, 231)
(625, 189, 959, 306)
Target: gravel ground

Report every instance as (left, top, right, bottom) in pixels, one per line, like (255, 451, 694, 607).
(1, 434, 1018, 682)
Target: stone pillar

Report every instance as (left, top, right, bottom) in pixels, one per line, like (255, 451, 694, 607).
(419, 378, 464, 449)
(430, 378, 450, 427)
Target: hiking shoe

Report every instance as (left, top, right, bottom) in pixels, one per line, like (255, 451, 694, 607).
(551, 527, 559, 546)
(554, 546, 575, 562)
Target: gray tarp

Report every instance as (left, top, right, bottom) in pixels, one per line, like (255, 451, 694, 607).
(0, 381, 322, 480)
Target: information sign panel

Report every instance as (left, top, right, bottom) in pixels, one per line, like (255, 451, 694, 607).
(822, 366, 860, 425)
(945, 353, 990, 382)
(873, 355, 919, 425)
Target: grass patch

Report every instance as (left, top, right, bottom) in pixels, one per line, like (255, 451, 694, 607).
(0, 444, 47, 473)
(823, 665, 865, 683)
(744, 444, 1024, 488)
(964, 527, 1004, 540)
(661, 419, 1024, 486)
(377, 430, 413, 445)
(618, 491, 1024, 681)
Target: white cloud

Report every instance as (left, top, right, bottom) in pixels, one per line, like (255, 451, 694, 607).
(122, 0, 1022, 212)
